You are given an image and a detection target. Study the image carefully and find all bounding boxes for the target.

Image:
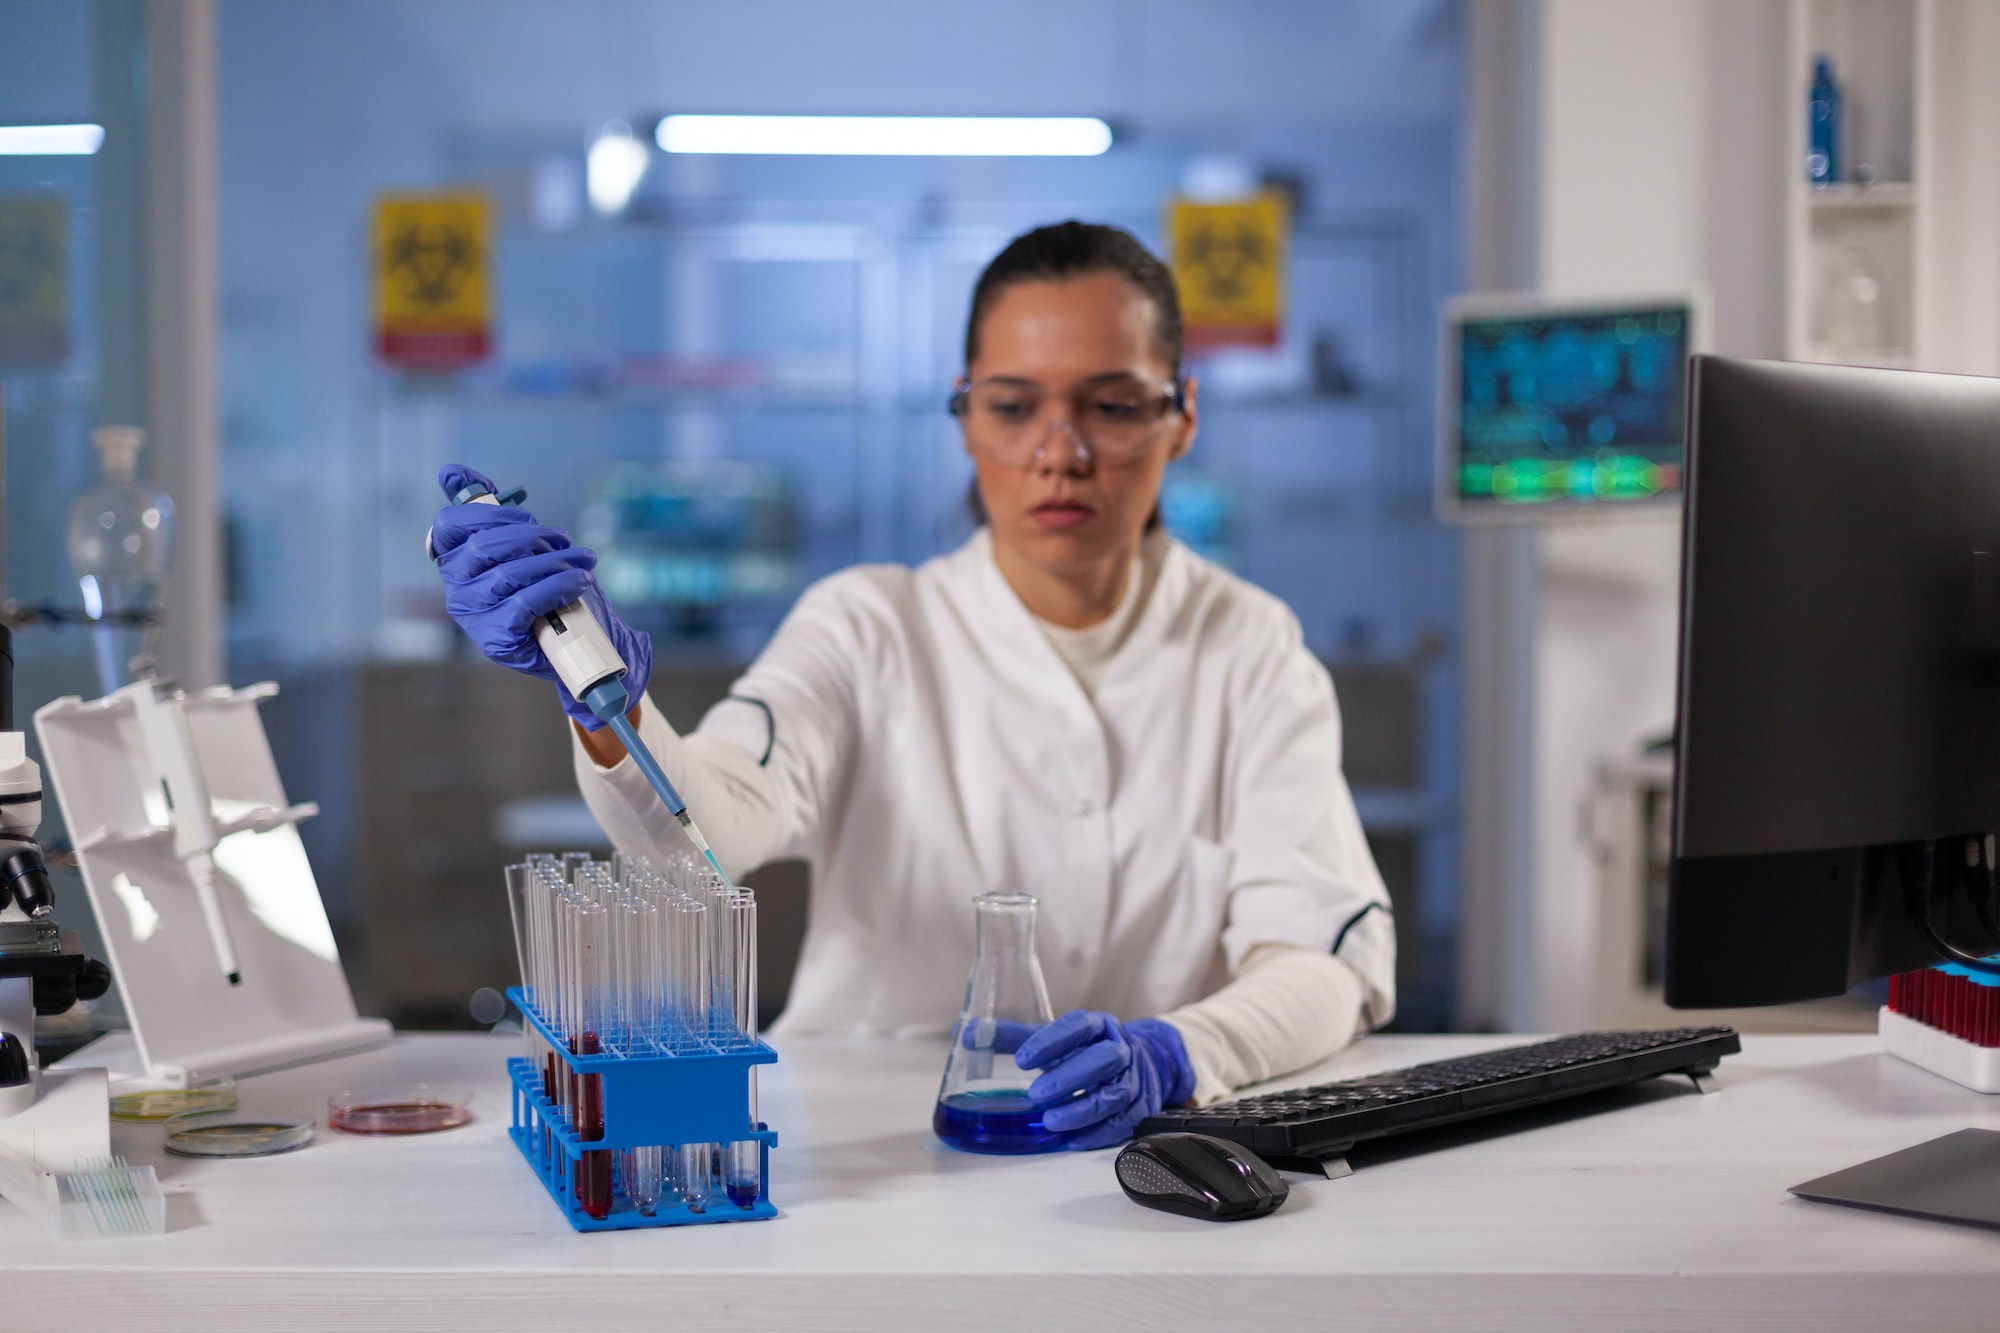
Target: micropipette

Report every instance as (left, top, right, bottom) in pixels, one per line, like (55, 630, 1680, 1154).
(427, 476, 737, 888)
(129, 678, 242, 985)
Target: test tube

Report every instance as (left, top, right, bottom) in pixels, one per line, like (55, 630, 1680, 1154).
(502, 865, 531, 1062)
(727, 891, 761, 1208)
(619, 895, 660, 1054)
(644, 892, 671, 1052)
(573, 898, 612, 1220)
(673, 896, 710, 1054)
(633, 1143, 665, 1216)
(672, 894, 713, 1210)
(702, 876, 744, 1206)
(525, 870, 562, 1157)
(708, 888, 735, 1047)
(502, 864, 533, 987)
(558, 886, 594, 1123)
(519, 865, 565, 1089)
(532, 870, 563, 1021)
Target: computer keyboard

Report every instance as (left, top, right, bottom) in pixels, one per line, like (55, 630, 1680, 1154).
(1136, 1026, 1741, 1176)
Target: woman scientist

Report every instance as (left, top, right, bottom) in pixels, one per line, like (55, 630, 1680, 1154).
(431, 221, 1394, 1149)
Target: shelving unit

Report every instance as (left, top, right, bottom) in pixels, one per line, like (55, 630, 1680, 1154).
(1785, 0, 1920, 368)
(1783, 0, 2000, 378)
(365, 213, 1439, 665)
(1805, 182, 1916, 209)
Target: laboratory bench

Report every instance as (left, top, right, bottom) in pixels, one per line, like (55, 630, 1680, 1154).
(13, 1031, 2000, 1330)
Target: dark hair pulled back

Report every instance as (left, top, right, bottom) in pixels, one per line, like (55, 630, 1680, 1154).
(964, 220, 1183, 374)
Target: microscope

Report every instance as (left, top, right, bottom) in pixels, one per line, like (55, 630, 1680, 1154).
(0, 625, 112, 1154)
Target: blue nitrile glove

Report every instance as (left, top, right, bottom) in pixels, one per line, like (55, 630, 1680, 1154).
(1014, 1010, 1196, 1151)
(430, 464, 652, 729)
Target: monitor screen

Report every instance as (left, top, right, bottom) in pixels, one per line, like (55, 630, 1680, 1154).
(1440, 298, 1695, 520)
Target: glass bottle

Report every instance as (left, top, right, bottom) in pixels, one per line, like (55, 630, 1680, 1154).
(932, 891, 1069, 1154)
(1828, 245, 1893, 363)
(66, 426, 175, 696)
(1807, 55, 1840, 185)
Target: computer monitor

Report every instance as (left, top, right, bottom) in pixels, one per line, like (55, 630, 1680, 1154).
(1437, 292, 1705, 524)
(1666, 355, 2000, 1008)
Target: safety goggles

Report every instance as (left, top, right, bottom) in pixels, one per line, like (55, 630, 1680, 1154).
(949, 375, 1187, 468)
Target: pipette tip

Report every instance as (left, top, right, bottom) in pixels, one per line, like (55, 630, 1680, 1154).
(676, 816, 735, 889)
(227, 971, 241, 987)
(700, 848, 732, 889)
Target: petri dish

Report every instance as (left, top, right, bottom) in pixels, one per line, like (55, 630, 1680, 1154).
(110, 1075, 239, 1122)
(327, 1085, 474, 1135)
(164, 1112, 315, 1158)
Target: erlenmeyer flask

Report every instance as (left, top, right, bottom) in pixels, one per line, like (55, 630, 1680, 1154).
(933, 892, 1069, 1154)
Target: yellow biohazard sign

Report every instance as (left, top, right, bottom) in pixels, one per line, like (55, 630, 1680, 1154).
(1168, 192, 1288, 350)
(0, 195, 68, 365)
(373, 193, 492, 367)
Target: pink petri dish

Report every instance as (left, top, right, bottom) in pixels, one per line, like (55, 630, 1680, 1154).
(327, 1086, 473, 1135)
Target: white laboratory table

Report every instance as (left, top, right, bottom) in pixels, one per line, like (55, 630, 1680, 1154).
(9, 1031, 2000, 1331)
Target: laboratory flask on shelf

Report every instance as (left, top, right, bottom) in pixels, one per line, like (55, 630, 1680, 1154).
(66, 426, 175, 695)
(932, 891, 1070, 1154)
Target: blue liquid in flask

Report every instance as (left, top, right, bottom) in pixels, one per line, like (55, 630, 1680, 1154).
(935, 892, 1069, 1154)
(933, 1089, 1069, 1154)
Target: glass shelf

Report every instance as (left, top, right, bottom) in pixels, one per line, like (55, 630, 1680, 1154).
(1807, 182, 1915, 209)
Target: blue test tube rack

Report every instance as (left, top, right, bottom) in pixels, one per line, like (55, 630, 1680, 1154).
(505, 986, 779, 1232)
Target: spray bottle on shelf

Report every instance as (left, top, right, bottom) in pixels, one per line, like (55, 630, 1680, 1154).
(1807, 55, 1841, 185)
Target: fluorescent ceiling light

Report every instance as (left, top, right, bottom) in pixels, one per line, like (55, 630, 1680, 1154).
(0, 123, 105, 155)
(655, 115, 1113, 157)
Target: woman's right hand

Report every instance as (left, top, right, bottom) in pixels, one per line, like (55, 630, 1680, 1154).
(430, 465, 652, 728)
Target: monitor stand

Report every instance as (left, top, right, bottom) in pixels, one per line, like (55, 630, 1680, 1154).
(1791, 1128, 2000, 1229)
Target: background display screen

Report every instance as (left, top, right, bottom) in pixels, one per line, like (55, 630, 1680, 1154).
(1454, 305, 1690, 507)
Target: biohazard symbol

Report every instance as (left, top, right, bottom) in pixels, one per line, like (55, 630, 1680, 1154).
(384, 218, 478, 311)
(373, 195, 489, 365)
(1178, 216, 1272, 306)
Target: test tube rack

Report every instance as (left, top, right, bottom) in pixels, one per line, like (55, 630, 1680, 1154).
(1880, 967, 2000, 1094)
(505, 987, 778, 1231)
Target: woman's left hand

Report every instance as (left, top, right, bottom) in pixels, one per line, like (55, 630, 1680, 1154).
(1014, 1010, 1196, 1150)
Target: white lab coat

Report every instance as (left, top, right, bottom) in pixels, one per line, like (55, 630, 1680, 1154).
(576, 527, 1395, 1038)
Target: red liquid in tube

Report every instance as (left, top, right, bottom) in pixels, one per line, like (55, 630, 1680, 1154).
(574, 1031, 611, 1219)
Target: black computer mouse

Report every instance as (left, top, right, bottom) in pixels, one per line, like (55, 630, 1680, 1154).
(1115, 1132, 1289, 1221)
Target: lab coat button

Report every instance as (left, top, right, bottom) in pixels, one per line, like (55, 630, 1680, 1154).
(1066, 948, 1084, 968)
(1072, 799, 1093, 817)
